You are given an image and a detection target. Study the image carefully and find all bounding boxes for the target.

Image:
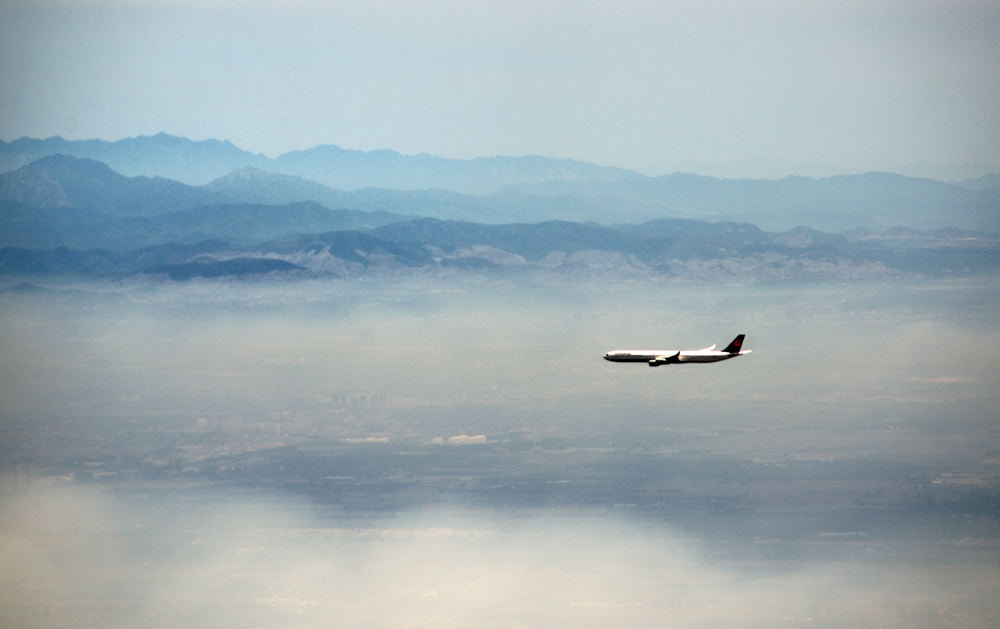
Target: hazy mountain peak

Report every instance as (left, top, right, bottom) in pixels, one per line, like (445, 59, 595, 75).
(24, 153, 120, 176)
(204, 166, 352, 209)
(283, 143, 352, 156)
(148, 131, 185, 142)
(0, 154, 228, 214)
(0, 154, 125, 209)
(0, 133, 269, 184)
(2, 133, 641, 193)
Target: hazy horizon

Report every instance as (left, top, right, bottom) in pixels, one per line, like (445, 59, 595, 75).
(5, 130, 998, 183)
(2, 0, 998, 180)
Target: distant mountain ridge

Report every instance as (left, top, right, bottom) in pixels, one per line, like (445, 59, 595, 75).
(0, 133, 268, 185)
(3, 214, 996, 282)
(0, 154, 229, 215)
(0, 197, 413, 251)
(270, 144, 639, 193)
(504, 171, 1000, 231)
(1, 140, 996, 289)
(3, 153, 997, 232)
(204, 167, 353, 208)
(0, 133, 637, 192)
(0, 156, 416, 249)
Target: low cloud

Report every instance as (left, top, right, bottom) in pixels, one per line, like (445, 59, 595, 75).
(1, 483, 997, 629)
(432, 434, 488, 445)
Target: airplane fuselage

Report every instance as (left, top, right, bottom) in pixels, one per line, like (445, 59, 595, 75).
(604, 334, 751, 367)
(603, 349, 742, 364)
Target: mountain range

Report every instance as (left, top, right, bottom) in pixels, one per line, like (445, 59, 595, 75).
(0, 141, 997, 283)
(0, 133, 636, 193)
(2, 151, 998, 232)
(2, 211, 996, 282)
(503, 172, 1000, 232)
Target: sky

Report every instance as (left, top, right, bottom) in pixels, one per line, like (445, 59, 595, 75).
(1, 0, 998, 178)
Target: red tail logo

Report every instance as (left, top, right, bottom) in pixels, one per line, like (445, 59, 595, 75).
(723, 335, 746, 353)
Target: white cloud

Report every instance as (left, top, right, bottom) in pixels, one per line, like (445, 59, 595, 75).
(1, 484, 997, 628)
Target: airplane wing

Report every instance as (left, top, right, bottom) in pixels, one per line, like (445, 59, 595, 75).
(648, 352, 680, 367)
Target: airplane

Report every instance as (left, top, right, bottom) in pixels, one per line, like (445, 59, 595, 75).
(603, 334, 752, 367)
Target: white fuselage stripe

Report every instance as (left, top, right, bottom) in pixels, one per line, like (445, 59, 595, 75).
(604, 350, 749, 363)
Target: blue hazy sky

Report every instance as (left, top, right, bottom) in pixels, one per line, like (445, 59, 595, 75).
(1, 0, 997, 178)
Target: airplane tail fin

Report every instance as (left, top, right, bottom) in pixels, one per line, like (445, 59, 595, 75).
(722, 334, 746, 354)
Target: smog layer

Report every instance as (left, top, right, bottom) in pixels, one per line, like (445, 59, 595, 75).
(1, 276, 998, 628)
